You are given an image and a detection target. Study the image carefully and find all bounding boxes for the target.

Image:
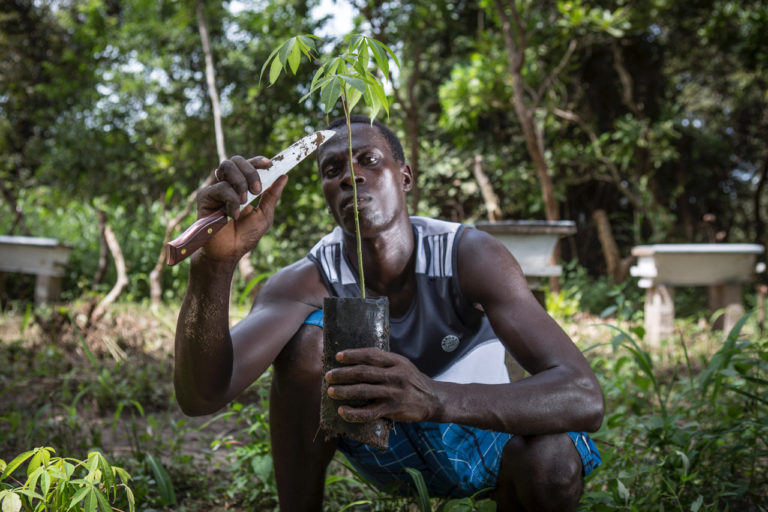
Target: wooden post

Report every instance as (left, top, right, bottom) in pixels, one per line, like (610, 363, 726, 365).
(645, 285, 675, 346)
(35, 275, 62, 304)
(708, 284, 744, 334)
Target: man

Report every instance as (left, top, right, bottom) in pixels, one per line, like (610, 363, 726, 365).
(174, 115, 604, 511)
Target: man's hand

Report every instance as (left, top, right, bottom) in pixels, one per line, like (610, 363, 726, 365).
(324, 348, 439, 423)
(195, 156, 287, 264)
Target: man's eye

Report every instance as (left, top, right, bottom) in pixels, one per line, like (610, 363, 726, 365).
(361, 155, 379, 165)
(324, 166, 340, 177)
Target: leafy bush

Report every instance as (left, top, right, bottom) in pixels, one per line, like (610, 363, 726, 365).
(582, 313, 768, 510)
(0, 447, 135, 512)
(559, 260, 644, 321)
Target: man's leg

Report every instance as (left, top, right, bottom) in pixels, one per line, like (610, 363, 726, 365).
(270, 324, 338, 512)
(493, 433, 584, 512)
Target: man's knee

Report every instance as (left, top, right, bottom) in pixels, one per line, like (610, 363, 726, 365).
(273, 323, 324, 389)
(496, 433, 583, 511)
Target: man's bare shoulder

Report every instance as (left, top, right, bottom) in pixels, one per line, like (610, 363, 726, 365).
(255, 257, 327, 309)
(457, 227, 528, 301)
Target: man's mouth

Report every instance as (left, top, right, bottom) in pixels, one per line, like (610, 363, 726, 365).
(341, 195, 369, 211)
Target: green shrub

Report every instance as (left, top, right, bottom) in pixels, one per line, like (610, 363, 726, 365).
(0, 447, 134, 512)
(582, 313, 768, 510)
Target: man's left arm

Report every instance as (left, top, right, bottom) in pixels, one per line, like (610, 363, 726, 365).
(434, 227, 605, 434)
(325, 228, 604, 435)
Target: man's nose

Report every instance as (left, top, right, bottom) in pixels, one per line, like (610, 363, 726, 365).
(341, 161, 366, 186)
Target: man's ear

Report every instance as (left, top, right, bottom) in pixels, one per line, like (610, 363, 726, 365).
(400, 164, 414, 192)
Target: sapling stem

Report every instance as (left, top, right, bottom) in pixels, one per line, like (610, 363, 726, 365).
(341, 93, 366, 298)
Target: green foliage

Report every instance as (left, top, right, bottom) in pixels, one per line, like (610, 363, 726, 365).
(558, 260, 643, 320)
(262, 34, 399, 119)
(406, 467, 496, 512)
(0, 447, 135, 512)
(583, 314, 768, 510)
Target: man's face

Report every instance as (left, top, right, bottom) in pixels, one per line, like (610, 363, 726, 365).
(317, 123, 411, 237)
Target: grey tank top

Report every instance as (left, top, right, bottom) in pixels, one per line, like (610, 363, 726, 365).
(307, 216, 510, 384)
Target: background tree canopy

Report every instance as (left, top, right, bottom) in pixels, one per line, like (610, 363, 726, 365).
(1, 0, 766, 303)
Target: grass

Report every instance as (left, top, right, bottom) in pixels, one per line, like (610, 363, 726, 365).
(1, 298, 767, 511)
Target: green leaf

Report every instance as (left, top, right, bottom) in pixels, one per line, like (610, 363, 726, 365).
(14, 488, 43, 500)
(1, 492, 22, 512)
(86, 453, 99, 475)
(124, 485, 135, 512)
(339, 500, 373, 511)
(288, 42, 301, 74)
(277, 37, 295, 67)
(320, 78, 342, 113)
(250, 454, 273, 482)
(476, 499, 497, 512)
(25, 466, 42, 496)
(94, 452, 115, 497)
(347, 88, 362, 112)
(357, 42, 369, 71)
(297, 34, 318, 52)
(40, 470, 51, 497)
(616, 478, 630, 503)
(85, 489, 97, 512)
(237, 272, 272, 305)
(68, 485, 91, 510)
(269, 56, 283, 85)
(301, 73, 335, 103)
(443, 498, 473, 512)
(259, 46, 282, 84)
(690, 494, 704, 512)
(113, 467, 131, 485)
(404, 468, 431, 512)
(0, 450, 35, 482)
(145, 454, 175, 506)
(27, 448, 50, 477)
(338, 75, 367, 94)
(94, 488, 111, 512)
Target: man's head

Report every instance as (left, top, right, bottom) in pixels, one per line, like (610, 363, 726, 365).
(316, 116, 412, 237)
(318, 115, 406, 166)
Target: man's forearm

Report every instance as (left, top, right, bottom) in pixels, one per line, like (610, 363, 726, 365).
(430, 369, 604, 435)
(174, 254, 238, 416)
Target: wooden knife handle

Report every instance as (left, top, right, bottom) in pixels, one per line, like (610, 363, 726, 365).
(166, 210, 228, 265)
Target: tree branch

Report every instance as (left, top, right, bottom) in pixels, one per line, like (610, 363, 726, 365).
(90, 223, 128, 324)
(534, 38, 577, 106)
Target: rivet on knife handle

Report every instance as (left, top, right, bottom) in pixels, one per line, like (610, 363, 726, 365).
(166, 210, 228, 266)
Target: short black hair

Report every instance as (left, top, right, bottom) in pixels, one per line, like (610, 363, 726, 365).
(323, 115, 405, 165)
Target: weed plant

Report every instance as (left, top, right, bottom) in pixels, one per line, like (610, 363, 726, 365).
(583, 314, 768, 510)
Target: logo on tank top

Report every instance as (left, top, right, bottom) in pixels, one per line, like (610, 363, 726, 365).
(441, 334, 460, 352)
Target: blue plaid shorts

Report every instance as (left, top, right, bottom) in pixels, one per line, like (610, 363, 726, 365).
(304, 309, 602, 497)
(337, 422, 601, 498)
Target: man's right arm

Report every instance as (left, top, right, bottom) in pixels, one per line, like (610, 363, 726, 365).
(172, 155, 325, 416)
(174, 255, 325, 416)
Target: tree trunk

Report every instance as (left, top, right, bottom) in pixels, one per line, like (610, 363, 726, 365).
(753, 106, 768, 254)
(473, 154, 502, 221)
(195, 0, 256, 288)
(93, 209, 108, 286)
(494, 0, 559, 223)
(90, 222, 128, 324)
(149, 0, 255, 305)
(494, 0, 562, 291)
(0, 177, 32, 236)
(593, 209, 631, 283)
(196, 0, 226, 163)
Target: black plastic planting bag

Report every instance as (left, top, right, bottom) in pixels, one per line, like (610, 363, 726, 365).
(320, 296, 392, 450)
